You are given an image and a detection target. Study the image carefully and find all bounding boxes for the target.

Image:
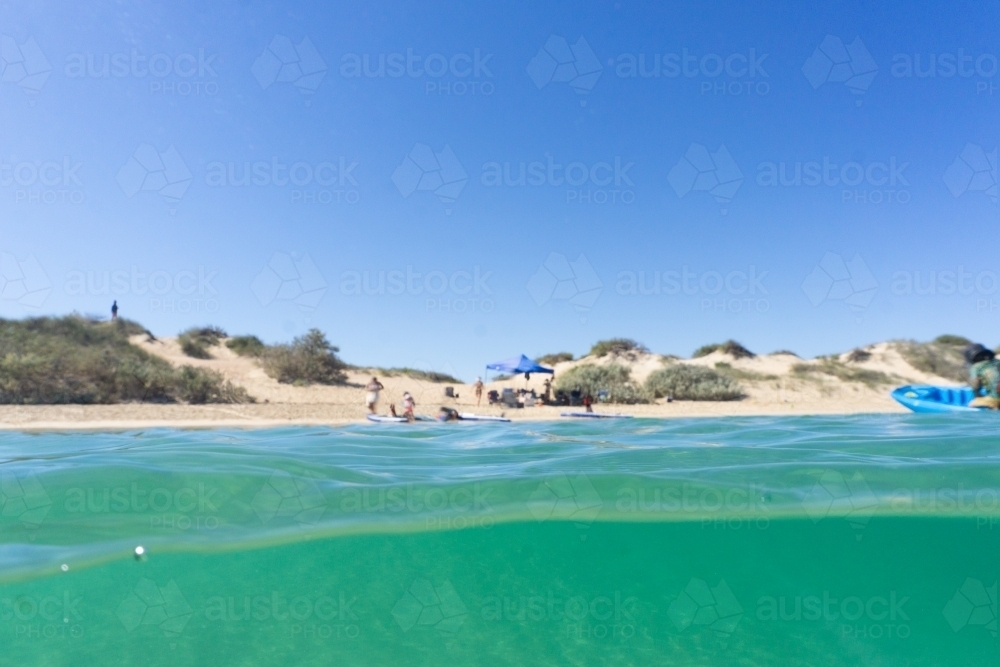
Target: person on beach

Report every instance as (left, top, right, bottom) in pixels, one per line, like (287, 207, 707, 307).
(438, 406, 462, 421)
(583, 393, 593, 413)
(402, 392, 416, 421)
(365, 377, 384, 414)
(473, 377, 484, 406)
(111, 300, 118, 320)
(965, 343, 1000, 409)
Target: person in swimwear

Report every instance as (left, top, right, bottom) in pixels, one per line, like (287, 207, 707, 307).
(365, 377, 384, 414)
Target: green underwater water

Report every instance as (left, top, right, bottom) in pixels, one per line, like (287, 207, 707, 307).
(0, 415, 998, 665)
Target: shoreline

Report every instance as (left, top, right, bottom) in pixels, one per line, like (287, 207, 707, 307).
(0, 400, 909, 432)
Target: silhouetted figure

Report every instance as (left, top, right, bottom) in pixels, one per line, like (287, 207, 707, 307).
(111, 300, 118, 320)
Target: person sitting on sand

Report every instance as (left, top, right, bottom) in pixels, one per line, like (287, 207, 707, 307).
(365, 377, 384, 414)
(438, 406, 461, 421)
(965, 343, 1000, 409)
(402, 392, 416, 421)
(474, 377, 484, 406)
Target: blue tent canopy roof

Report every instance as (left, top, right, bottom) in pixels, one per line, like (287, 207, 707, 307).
(485, 355, 554, 375)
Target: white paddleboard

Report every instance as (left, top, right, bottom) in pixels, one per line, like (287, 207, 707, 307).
(458, 413, 511, 422)
(367, 414, 407, 423)
(560, 412, 633, 419)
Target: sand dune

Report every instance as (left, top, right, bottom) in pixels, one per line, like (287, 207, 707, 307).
(0, 337, 964, 430)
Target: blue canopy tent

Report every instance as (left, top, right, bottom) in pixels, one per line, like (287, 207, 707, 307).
(485, 355, 554, 381)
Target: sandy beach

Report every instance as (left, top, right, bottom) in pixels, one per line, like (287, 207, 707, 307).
(0, 336, 953, 431)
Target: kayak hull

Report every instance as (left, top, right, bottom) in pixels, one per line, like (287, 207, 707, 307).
(891, 385, 978, 413)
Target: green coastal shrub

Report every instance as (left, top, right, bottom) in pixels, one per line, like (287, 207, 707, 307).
(792, 361, 896, 388)
(262, 328, 348, 385)
(692, 340, 755, 359)
(370, 367, 462, 384)
(535, 352, 573, 366)
(895, 340, 967, 383)
(179, 326, 227, 359)
(588, 339, 648, 358)
(175, 366, 251, 404)
(554, 363, 649, 404)
(0, 316, 250, 404)
(934, 334, 971, 347)
(645, 364, 744, 401)
(226, 335, 265, 357)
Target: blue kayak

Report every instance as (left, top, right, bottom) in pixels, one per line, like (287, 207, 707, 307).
(891, 385, 979, 413)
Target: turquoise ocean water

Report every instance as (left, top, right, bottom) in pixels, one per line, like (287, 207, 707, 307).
(0, 415, 998, 665)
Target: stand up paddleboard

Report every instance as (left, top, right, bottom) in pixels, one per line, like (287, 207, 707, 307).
(458, 414, 511, 422)
(367, 414, 407, 422)
(891, 385, 978, 413)
(366, 414, 435, 423)
(368, 413, 509, 423)
(560, 412, 634, 419)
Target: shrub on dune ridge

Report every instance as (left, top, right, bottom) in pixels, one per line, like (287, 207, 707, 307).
(934, 334, 971, 347)
(179, 326, 227, 359)
(0, 316, 250, 404)
(535, 352, 573, 366)
(554, 363, 649, 404)
(262, 328, 348, 386)
(645, 365, 745, 401)
(895, 339, 967, 384)
(226, 335, 265, 357)
(369, 367, 463, 384)
(588, 339, 648, 358)
(692, 340, 755, 359)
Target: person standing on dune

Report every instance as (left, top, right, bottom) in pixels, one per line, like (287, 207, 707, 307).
(366, 377, 384, 414)
(111, 300, 118, 320)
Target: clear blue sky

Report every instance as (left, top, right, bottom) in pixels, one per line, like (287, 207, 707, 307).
(1, 0, 998, 379)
